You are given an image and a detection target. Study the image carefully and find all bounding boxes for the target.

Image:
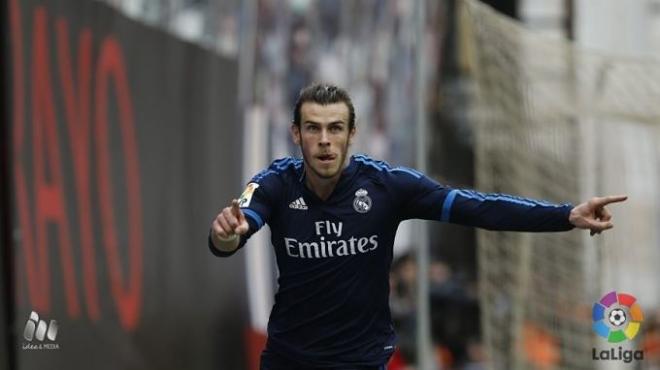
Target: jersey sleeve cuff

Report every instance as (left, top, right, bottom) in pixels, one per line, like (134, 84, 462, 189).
(208, 230, 240, 257)
(242, 208, 265, 229)
(562, 204, 576, 230)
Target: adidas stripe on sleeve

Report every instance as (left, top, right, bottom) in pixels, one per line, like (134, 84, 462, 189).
(391, 168, 574, 232)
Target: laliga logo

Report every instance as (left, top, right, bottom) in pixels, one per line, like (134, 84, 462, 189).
(592, 291, 643, 342)
(592, 291, 644, 363)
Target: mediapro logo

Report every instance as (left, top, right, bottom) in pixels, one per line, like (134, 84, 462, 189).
(22, 311, 59, 350)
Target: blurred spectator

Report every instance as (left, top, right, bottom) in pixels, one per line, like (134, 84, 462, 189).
(642, 309, 660, 370)
(521, 322, 560, 370)
(462, 337, 487, 370)
(216, 13, 238, 56)
(390, 252, 481, 370)
(390, 252, 417, 366)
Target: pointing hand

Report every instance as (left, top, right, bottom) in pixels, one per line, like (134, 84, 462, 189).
(569, 195, 627, 236)
(212, 199, 249, 242)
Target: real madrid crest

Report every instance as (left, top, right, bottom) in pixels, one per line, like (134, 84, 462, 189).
(353, 188, 372, 213)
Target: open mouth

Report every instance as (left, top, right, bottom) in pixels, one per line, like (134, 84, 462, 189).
(317, 154, 336, 163)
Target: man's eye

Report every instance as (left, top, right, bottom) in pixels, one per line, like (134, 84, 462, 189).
(330, 126, 343, 132)
(306, 126, 319, 132)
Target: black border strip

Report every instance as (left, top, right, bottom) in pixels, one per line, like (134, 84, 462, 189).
(1, 0, 16, 368)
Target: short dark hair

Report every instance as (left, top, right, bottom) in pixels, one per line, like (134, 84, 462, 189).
(293, 83, 356, 130)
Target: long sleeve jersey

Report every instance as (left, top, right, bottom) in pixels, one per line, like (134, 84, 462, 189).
(209, 154, 574, 368)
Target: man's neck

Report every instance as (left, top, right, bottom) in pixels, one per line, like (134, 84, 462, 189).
(304, 160, 349, 201)
(305, 174, 339, 201)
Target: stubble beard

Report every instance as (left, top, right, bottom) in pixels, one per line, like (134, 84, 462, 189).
(301, 142, 349, 180)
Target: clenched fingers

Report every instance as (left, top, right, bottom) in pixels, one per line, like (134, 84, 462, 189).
(222, 206, 240, 230)
(212, 217, 230, 239)
(216, 212, 234, 237)
(596, 206, 612, 222)
(587, 219, 613, 235)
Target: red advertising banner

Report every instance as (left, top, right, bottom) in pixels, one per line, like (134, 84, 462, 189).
(5, 0, 248, 368)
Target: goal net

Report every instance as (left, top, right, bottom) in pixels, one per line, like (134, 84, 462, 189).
(460, 1, 660, 369)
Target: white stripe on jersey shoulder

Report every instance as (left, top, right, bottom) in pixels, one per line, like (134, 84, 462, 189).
(353, 154, 422, 179)
(252, 157, 303, 183)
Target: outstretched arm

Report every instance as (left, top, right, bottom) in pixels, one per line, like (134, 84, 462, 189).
(568, 195, 627, 236)
(392, 170, 627, 234)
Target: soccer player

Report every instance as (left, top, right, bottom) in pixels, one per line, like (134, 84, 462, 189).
(209, 83, 626, 370)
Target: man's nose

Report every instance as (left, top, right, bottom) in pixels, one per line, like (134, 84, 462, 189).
(319, 129, 330, 146)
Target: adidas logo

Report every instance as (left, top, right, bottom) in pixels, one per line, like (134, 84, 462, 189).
(289, 197, 308, 210)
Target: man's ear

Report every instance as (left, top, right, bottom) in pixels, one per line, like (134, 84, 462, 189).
(291, 123, 301, 145)
(348, 126, 356, 145)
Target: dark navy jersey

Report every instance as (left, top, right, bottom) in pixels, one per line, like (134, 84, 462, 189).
(209, 154, 574, 368)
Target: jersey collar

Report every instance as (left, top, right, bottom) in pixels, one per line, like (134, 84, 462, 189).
(298, 155, 359, 203)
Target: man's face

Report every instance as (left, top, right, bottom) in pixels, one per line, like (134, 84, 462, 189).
(291, 102, 355, 180)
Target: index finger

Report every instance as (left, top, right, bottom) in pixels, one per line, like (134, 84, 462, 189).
(231, 199, 244, 218)
(593, 195, 628, 207)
